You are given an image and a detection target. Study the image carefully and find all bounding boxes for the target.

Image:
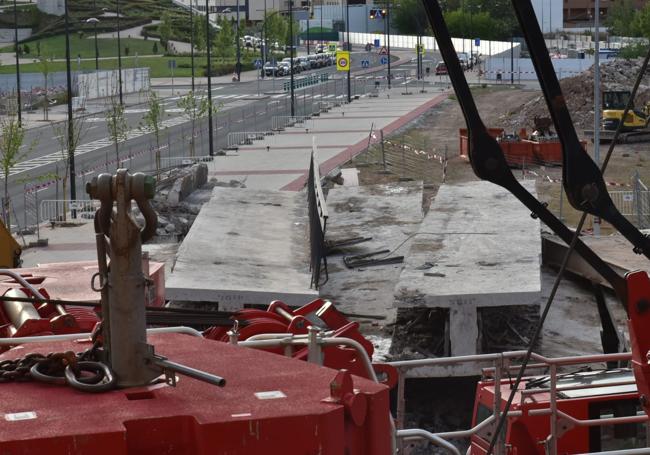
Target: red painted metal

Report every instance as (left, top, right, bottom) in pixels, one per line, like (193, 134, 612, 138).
(0, 333, 391, 455)
(204, 299, 397, 387)
(627, 270, 650, 418)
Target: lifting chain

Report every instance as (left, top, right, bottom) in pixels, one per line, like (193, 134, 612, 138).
(0, 331, 116, 393)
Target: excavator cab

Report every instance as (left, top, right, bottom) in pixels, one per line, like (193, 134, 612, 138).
(602, 90, 649, 132)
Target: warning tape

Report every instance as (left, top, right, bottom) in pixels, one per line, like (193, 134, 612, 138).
(523, 169, 631, 188)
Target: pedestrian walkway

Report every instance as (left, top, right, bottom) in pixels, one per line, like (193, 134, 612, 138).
(206, 85, 449, 191)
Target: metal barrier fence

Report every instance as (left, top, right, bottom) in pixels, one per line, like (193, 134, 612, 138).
(226, 131, 271, 149)
(283, 73, 330, 92)
(40, 199, 100, 224)
(307, 146, 329, 288)
(610, 173, 650, 228)
(271, 115, 315, 131)
(160, 156, 214, 168)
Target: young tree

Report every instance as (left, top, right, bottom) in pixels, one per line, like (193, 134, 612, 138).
(607, 0, 637, 37)
(0, 99, 29, 230)
(159, 12, 174, 50)
(178, 90, 218, 157)
(38, 55, 52, 121)
(193, 15, 207, 52)
(52, 100, 87, 221)
(214, 17, 235, 62)
(105, 93, 128, 167)
(141, 91, 165, 177)
(265, 11, 288, 49)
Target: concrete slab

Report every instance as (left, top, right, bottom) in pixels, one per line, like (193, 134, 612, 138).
(395, 180, 541, 362)
(320, 181, 424, 323)
(166, 187, 317, 310)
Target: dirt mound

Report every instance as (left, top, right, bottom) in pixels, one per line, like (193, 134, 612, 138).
(500, 58, 650, 132)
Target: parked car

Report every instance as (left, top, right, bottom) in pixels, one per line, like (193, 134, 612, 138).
(297, 57, 310, 72)
(435, 62, 448, 75)
(277, 62, 291, 76)
(263, 62, 279, 76)
(315, 44, 326, 54)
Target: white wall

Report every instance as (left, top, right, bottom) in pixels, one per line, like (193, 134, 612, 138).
(37, 0, 64, 16)
(78, 68, 150, 99)
(483, 56, 594, 81)
(342, 31, 521, 58)
(0, 28, 31, 43)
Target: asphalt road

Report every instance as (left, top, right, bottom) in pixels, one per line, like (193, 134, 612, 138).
(4, 48, 437, 231)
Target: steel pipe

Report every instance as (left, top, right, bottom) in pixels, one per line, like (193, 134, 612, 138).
(396, 429, 461, 455)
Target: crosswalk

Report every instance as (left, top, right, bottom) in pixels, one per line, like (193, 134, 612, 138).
(8, 114, 191, 177)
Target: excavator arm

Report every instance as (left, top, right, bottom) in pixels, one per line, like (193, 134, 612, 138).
(420, 0, 650, 417)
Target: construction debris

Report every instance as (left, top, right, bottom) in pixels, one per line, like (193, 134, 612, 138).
(503, 59, 650, 131)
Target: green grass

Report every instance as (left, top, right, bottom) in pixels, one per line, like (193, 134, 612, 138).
(0, 55, 257, 78)
(0, 35, 163, 59)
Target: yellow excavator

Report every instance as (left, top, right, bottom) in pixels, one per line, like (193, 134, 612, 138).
(0, 218, 21, 268)
(589, 90, 650, 143)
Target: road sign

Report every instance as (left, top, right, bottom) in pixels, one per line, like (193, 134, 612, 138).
(328, 43, 337, 52)
(168, 60, 177, 69)
(380, 56, 389, 65)
(374, 39, 380, 48)
(415, 44, 425, 55)
(361, 59, 370, 68)
(336, 51, 350, 71)
(379, 46, 388, 55)
(475, 38, 480, 47)
(254, 59, 263, 69)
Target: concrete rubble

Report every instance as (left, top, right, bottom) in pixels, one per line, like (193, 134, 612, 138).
(503, 58, 650, 130)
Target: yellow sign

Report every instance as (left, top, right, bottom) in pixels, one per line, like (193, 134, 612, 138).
(416, 44, 425, 55)
(336, 51, 350, 71)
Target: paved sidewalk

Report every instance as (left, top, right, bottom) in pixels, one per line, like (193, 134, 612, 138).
(206, 86, 450, 191)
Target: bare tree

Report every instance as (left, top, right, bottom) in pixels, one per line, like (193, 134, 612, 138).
(38, 55, 53, 121)
(178, 90, 219, 157)
(105, 93, 128, 167)
(0, 98, 32, 230)
(52, 96, 87, 221)
(141, 91, 165, 177)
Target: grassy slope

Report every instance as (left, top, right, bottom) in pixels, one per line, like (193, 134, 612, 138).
(0, 35, 162, 59)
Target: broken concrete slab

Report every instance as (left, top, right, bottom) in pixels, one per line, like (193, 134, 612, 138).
(394, 180, 541, 372)
(166, 187, 317, 310)
(320, 181, 424, 323)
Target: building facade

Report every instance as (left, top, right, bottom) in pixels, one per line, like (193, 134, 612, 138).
(564, 0, 647, 25)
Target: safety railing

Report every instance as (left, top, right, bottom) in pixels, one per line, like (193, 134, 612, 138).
(160, 156, 214, 168)
(40, 199, 99, 224)
(271, 115, 315, 131)
(307, 144, 329, 288)
(282, 73, 329, 92)
(386, 350, 642, 455)
(226, 131, 270, 149)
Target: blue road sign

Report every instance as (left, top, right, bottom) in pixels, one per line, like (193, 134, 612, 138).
(380, 56, 389, 65)
(361, 59, 370, 68)
(374, 39, 380, 48)
(475, 38, 480, 47)
(254, 59, 263, 69)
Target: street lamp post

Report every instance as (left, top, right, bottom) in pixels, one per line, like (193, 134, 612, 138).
(345, 0, 350, 102)
(289, 0, 295, 116)
(13, 0, 21, 125)
(190, 0, 195, 91)
(86, 18, 100, 72)
(116, 0, 124, 105)
(236, 0, 241, 81)
(205, 0, 214, 156)
(64, 0, 77, 211)
(386, 0, 391, 88)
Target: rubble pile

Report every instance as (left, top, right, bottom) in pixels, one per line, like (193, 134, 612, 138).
(501, 58, 650, 131)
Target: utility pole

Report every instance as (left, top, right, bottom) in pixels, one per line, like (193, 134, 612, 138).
(116, 0, 124, 105)
(346, 0, 350, 103)
(190, 0, 195, 91)
(261, 0, 267, 78)
(386, 0, 391, 88)
(64, 0, 76, 211)
(594, 0, 601, 236)
(13, 0, 21, 125)
(206, 0, 214, 155)
(236, 0, 241, 81)
(289, 0, 295, 116)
